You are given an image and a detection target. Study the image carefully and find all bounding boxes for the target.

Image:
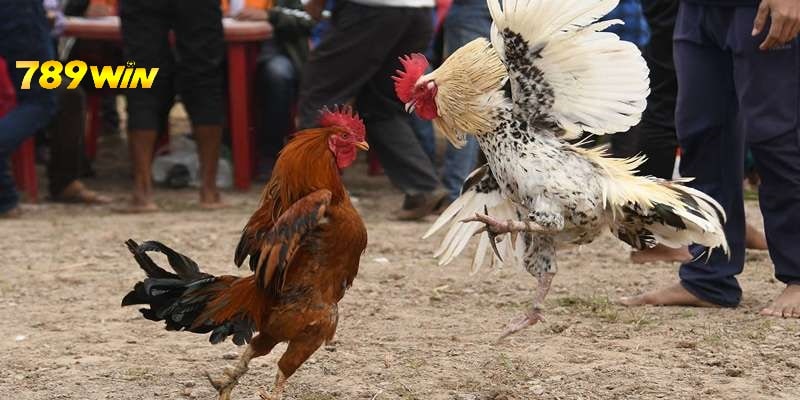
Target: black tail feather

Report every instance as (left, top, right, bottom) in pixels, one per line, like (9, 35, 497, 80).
(136, 240, 204, 280)
(126, 239, 205, 280)
(124, 239, 179, 280)
(122, 239, 255, 345)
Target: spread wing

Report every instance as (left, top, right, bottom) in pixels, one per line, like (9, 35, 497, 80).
(487, 0, 649, 138)
(235, 189, 331, 294)
(424, 165, 525, 273)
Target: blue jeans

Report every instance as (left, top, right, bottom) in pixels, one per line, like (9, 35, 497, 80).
(674, 2, 800, 306)
(409, 114, 436, 162)
(439, 0, 491, 200)
(0, 0, 57, 213)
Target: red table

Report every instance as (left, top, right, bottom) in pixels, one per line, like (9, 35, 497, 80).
(62, 16, 272, 190)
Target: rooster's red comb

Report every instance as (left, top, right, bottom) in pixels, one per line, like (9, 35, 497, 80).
(393, 53, 429, 103)
(318, 105, 366, 139)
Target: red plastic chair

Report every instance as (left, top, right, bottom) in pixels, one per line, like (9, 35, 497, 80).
(1, 57, 38, 202)
(11, 139, 37, 202)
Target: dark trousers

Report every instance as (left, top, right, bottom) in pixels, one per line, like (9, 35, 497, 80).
(297, 1, 442, 195)
(47, 86, 88, 196)
(120, 0, 225, 130)
(0, 0, 57, 212)
(633, 0, 680, 178)
(674, 2, 800, 306)
(257, 41, 298, 166)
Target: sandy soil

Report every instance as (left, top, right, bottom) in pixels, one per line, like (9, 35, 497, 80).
(1, 132, 798, 400)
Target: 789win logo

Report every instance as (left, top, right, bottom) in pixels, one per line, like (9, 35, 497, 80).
(16, 60, 159, 90)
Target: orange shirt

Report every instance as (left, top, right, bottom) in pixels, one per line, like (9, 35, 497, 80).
(88, 0, 272, 16)
(221, 0, 272, 14)
(88, 0, 118, 14)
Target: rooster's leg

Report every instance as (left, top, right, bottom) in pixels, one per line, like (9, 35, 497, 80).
(206, 345, 255, 400)
(206, 335, 277, 400)
(463, 208, 564, 237)
(463, 212, 544, 235)
(498, 234, 557, 341)
(498, 272, 554, 341)
(258, 371, 287, 400)
(258, 336, 324, 400)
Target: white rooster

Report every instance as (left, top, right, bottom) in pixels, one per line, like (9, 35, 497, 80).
(393, 0, 728, 339)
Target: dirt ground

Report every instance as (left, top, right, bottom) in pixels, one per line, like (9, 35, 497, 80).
(1, 125, 799, 400)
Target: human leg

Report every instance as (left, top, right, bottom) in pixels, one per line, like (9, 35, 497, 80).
(48, 86, 85, 197)
(355, 7, 447, 218)
(0, 0, 57, 213)
(623, 3, 745, 307)
(296, 2, 402, 129)
(674, 7, 746, 308)
(47, 85, 111, 204)
(730, 6, 800, 315)
(257, 50, 297, 173)
(750, 133, 800, 317)
(297, 4, 444, 217)
(635, 0, 680, 178)
(409, 115, 435, 162)
(173, 0, 225, 207)
(438, 0, 492, 200)
(119, 0, 173, 211)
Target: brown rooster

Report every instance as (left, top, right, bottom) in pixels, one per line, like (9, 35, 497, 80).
(121, 107, 369, 400)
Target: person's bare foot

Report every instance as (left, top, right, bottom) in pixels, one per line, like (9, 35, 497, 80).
(114, 187, 158, 214)
(745, 222, 768, 250)
(618, 282, 718, 307)
(53, 180, 112, 204)
(199, 187, 226, 210)
(630, 244, 693, 264)
(114, 197, 159, 214)
(194, 124, 225, 211)
(122, 129, 159, 213)
(760, 285, 800, 318)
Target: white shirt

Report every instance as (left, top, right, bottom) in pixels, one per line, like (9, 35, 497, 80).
(229, 0, 245, 15)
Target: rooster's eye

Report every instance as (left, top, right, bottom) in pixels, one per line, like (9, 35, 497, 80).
(341, 133, 349, 139)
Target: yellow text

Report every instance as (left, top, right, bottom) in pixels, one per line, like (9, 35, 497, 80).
(15, 60, 158, 90)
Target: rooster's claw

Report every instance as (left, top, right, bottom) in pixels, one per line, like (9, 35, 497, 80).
(206, 369, 236, 400)
(460, 206, 505, 261)
(496, 310, 545, 343)
(259, 387, 278, 400)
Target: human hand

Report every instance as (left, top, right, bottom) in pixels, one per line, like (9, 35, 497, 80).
(304, 0, 326, 22)
(752, 0, 800, 50)
(86, 3, 114, 18)
(235, 7, 268, 21)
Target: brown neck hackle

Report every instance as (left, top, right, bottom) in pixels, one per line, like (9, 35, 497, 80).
(264, 128, 346, 218)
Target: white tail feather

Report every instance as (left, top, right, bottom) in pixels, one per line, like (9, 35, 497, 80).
(425, 187, 524, 272)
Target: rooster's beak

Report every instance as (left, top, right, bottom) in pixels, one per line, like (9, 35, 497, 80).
(404, 101, 416, 114)
(355, 141, 370, 151)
